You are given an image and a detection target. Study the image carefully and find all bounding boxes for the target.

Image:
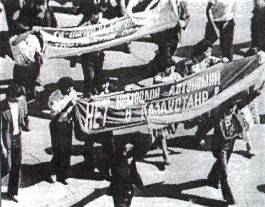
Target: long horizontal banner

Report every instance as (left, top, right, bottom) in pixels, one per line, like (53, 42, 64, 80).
(35, 1, 178, 59)
(73, 55, 265, 139)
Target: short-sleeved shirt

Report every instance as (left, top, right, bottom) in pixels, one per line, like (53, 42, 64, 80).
(208, 0, 236, 21)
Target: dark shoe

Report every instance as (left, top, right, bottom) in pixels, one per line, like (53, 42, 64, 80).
(7, 194, 18, 203)
(57, 179, 68, 185)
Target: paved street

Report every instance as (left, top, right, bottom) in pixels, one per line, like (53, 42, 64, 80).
(1, 0, 265, 206)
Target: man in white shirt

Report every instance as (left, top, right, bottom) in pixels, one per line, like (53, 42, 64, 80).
(48, 77, 77, 185)
(192, 0, 237, 62)
(1, 83, 29, 203)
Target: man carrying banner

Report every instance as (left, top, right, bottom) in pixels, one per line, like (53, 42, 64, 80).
(150, 0, 190, 74)
(71, 0, 106, 97)
(191, 0, 237, 62)
(48, 77, 77, 185)
(5, 0, 57, 100)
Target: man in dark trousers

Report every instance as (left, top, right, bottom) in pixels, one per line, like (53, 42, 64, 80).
(150, 0, 190, 74)
(108, 143, 144, 207)
(192, 0, 236, 62)
(198, 105, 240, 205)
(71, 0, 106, 97)
(48, 77, 77, 185)
(245, 0, 265, 56)
(1, 83, 29, 203)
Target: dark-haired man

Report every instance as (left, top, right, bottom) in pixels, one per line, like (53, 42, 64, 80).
(1, 83, 29, 203)
(48, 77, 77, 185)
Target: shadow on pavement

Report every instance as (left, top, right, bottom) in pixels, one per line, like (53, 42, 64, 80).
(20, 162, 52, 188)
(69, 187, 108, 207)
(134, 180, 229, 207)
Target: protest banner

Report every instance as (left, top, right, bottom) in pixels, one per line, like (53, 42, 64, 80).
(73, 55, 265, 140)
(34, 0, 179, 59)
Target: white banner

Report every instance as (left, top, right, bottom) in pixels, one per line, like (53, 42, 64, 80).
(35, 0, 178, 59)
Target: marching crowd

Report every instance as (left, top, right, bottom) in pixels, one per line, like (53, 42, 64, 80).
(1, 0, 265, 206)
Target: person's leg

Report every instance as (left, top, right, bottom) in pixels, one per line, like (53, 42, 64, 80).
(94, 51, 105, 93)
(220, 140, 235, 204)
(192, 21, 218, 57)
(160, 136, 170, 165)
(207, 150, 221, 188)
(8, 135, 22, 197)
(101, 131, 114, 177)
(57, 123, 73, 183)
(219, 20, 235, 62)
(251, 14, 259, 49)
(81, 59, 96, 97)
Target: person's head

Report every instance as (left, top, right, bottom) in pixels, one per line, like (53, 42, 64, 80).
(57, 77, 74, 95)
(6, 83, 23, 102)
(32, 0, 46, 19)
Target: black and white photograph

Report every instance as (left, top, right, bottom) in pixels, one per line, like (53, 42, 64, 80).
(1, 0, 265, 206)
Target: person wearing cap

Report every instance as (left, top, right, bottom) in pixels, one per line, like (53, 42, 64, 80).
(108, 143, 144, 207)
(1, 83, 29, 203)
(192, 0, 237, 62)
(47, 77, 77, 185)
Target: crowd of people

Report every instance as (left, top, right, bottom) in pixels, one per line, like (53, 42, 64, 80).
(1, 0, 265, 206)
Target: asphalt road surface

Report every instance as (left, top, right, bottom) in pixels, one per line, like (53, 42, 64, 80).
(1, 0, 265, 206)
